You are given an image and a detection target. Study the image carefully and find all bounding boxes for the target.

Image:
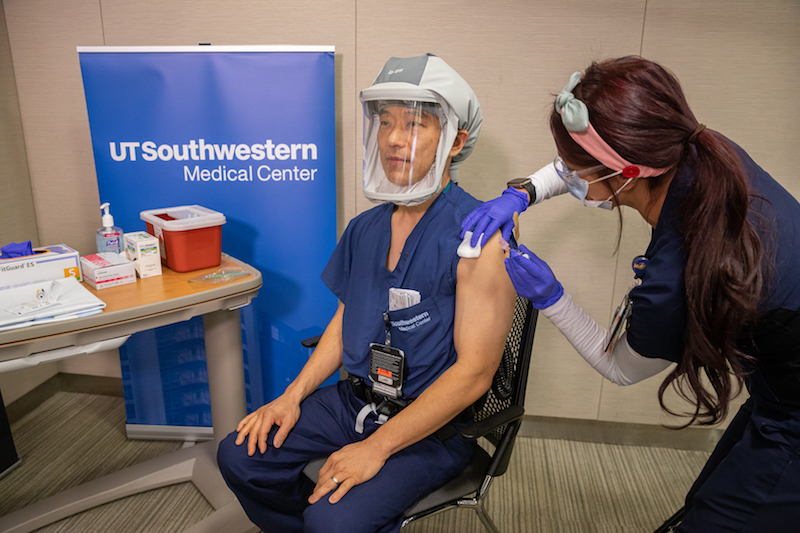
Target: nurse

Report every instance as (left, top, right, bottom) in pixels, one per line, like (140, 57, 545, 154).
(463, 56, 800, 531)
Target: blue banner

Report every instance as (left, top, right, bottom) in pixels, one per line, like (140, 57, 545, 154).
(79, 47, 338, 429)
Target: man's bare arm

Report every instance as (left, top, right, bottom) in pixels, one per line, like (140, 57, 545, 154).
(235, 302, 345, 454)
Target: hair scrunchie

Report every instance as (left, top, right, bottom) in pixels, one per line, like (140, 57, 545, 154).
(555, 72, 589, 132)
(688, 123, 706, 144)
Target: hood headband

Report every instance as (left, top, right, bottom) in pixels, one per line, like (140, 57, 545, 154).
(555, 72, 670, 179)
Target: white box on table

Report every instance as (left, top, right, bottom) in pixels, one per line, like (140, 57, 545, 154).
(80, 252, 136, 290)
(0, 244, 81, 291)
(124, 232, 162, 279)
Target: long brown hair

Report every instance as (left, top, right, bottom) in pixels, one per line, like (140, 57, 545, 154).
(550, 56, 763, 427)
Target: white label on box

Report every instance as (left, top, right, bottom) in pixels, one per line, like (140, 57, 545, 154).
(0, 245, 82, 291)
(80, 253, 137, 290)
(124, 232, 162, 278)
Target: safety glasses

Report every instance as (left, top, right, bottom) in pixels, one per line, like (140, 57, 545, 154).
(553, 154, 626, 209)
(553, 155, 605, 186)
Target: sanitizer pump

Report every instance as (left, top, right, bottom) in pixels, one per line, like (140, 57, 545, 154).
(96, 202, 123, 254)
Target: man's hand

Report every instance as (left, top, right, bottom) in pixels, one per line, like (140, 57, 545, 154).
(307, 440, 389, 505)
(234, 394, 301, 456)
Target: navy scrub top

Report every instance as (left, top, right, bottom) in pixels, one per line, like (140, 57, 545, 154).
(321, 183, 481, 399)
(626, 140, 800, 405)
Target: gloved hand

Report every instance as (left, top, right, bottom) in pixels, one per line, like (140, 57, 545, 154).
(460, 187, 528, 248)
(505, 244, 564, 309)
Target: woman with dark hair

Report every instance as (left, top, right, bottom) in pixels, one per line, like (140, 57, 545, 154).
(462, 56, 800, 531)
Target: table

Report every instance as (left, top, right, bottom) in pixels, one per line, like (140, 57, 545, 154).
(0, 254, 262, 533)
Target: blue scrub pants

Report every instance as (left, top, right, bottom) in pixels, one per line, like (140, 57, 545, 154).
(678, 397, 800, 532)
(217, 380, 475, 533)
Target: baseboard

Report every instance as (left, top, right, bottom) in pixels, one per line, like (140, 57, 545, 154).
(8, 375, 723, 452)
(58, 374, 124, 398)
(5, 375, 62, 425)
(520, 414, 724, 453)
(6, 374, 123, 424)
(125, 424, 214, 442)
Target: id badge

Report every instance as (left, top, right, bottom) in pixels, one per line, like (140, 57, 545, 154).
(369, 343, 405, 398)
(605, 294, 633, 353)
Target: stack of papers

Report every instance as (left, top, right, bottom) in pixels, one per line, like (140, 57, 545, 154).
(0, 277, 106, 333)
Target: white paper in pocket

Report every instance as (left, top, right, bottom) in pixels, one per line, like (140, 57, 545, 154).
(388, 288, 421, 311)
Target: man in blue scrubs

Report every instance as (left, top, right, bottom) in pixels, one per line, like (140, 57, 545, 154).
(217, 54, 517, 533)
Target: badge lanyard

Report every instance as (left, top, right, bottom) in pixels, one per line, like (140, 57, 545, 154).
(383, 311, 392, 346)
(367, 311, 406, 399)
(605, 255, 648, 353)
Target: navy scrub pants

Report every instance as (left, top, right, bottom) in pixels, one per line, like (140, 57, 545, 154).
(217, 380, 475, 533)
(678, 397, 800, 532)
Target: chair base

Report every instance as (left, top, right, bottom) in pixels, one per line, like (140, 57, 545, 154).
(653, 506, 685, 533)
(401, 474, 499, 533)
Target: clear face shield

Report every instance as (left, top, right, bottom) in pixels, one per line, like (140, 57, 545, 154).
(362, 98, 455, 206)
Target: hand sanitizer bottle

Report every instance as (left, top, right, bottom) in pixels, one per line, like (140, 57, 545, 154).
(96, 202, 123, 253)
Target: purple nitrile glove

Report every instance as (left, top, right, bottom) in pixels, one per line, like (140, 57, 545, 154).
(0, 241, 33, 259)
(460, 187, 528, 248)
(504, 244, 564, 309)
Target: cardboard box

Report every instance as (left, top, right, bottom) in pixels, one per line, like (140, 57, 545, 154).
(0, 244, 82, 291)
(80, 253, 136, 290)
(124, 232, 162, 279)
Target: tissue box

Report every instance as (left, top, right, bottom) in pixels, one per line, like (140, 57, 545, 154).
(124, 232, 162, 279)
(0, 244, 81, 291)
(81, 253, 136, 290)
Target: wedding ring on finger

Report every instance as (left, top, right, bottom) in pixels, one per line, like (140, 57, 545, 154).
(331, 475, 340, 485)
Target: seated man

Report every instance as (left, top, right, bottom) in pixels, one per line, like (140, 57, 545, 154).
(217, 54, 517, 533)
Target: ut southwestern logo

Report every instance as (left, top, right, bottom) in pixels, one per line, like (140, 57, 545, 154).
(109, 139, 321, 184)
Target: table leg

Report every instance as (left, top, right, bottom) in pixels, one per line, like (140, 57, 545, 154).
(202, 308, 247, 444)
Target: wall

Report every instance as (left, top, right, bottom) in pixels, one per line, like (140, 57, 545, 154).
(0, 0, 55, 404)
(2, 0, 798, 425)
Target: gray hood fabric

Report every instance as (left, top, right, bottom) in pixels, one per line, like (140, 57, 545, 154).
(366, 54, 482, 176)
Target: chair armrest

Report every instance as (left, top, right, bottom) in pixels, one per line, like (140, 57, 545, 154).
(460, 405, 524, 440)
(301, 334, 322, 348)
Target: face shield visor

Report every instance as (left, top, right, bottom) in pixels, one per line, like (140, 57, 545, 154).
(361, 88, 459, 206)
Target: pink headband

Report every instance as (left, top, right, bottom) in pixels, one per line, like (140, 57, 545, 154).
(556, 71, 671, 179)
(568, 121, 670, 178)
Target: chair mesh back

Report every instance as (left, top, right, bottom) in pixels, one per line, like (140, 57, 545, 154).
(475, 296, 536, 446)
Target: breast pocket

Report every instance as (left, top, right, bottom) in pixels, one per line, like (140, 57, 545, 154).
(387, 297, 451, 389)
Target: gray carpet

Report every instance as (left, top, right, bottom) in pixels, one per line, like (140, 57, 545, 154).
(1, 392, 709, 532)
(1, 392, 213, 532)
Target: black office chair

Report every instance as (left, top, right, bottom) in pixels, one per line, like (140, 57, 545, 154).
(653, 506, 684, 533)
(302, 296, 538, 533)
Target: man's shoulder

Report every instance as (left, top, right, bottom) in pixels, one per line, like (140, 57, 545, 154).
(342, 202, 392, 236)
(442, 183, 482, 218)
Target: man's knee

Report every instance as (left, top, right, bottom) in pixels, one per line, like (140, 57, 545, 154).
(303, 496, 392, 533)
(217, 431, 246, 483)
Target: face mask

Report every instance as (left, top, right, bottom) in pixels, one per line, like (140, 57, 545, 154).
(553, 155, 631, 209)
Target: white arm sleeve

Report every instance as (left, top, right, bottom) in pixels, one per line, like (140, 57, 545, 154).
(541, 293, 673, 385)
(527, 162, 569, 205)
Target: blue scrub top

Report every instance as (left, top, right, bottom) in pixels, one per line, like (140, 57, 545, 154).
(321, 183, 481, 399)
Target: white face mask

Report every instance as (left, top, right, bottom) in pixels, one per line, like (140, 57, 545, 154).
(582, 176, 634, 209)
(553, 155, 632, 209)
